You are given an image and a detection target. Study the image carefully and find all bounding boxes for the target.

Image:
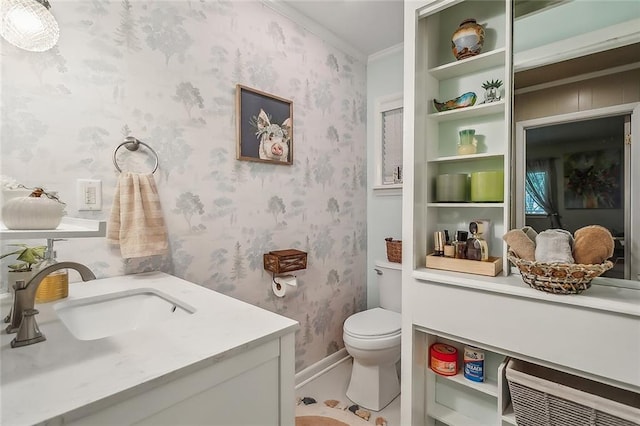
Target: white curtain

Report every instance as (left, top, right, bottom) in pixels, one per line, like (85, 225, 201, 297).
(526, 158, 562, 228)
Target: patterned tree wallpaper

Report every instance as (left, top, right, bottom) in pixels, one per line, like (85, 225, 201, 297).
(0, 0, 367, 371)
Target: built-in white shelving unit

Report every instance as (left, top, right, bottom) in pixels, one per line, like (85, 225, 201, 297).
(411, 0, 511, 267)
(400, 1, 639, 425)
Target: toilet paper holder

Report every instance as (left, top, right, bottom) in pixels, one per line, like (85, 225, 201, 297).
(264, 249, 307, 294)
(272, 274, 297, 291)
(263, 249, 307, 274)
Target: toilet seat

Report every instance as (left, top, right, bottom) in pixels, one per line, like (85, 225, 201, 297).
(343, 308, 401, 350)
(344, 307, 401, 338)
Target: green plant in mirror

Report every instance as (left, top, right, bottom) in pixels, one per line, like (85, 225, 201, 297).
(0, 244, 47, 272)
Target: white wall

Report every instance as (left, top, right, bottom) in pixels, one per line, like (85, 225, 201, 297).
(366, 46, 404, 308)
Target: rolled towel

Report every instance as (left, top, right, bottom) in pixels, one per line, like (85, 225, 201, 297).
(535, 229, 574, 263)
(521, 226, 538, 243)
(573, 225, 615, 264)
(503, 229, 536, 261)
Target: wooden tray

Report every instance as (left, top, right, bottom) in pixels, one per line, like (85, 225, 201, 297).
(425, 253, 502, 277)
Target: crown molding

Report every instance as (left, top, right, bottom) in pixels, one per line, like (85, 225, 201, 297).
(262, 0, 366, 63)
(368, 43, 404, 64)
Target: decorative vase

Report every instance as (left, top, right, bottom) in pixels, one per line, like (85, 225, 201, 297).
(583, 193, 598, 209)
(484, 86, 499, 102)
(451, 18, 485, 60)
(457, 129, 477, 155)
(1, 195, 64, 229)
(0, 188, 32, 222)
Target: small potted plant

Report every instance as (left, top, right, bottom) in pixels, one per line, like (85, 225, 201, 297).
(1, 243, 47, 289)
(481, 79, 503, 103)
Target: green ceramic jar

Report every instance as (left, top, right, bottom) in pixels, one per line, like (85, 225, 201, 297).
(470, 171, 504, 202)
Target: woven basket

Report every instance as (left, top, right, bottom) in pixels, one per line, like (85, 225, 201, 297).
(506, 359, 640, 426)
(508, 251, 613, 295)
(385, 238, 402, 263)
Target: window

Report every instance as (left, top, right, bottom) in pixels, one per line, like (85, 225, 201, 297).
(374, 93, 403, 194)
(525, 171, 547, 215)
(382, 107, 403, 184)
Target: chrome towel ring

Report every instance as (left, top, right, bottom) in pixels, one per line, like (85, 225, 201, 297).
(112, 136, 159, 174)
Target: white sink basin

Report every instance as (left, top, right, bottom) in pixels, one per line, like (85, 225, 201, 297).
(54, 288, 195, 340)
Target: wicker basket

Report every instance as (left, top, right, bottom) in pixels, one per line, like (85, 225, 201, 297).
(506, 359, 640, 426)
(508, 251, 613, 295)
(385, 238, 402, 263)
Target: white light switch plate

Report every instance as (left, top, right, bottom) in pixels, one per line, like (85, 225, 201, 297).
(77, 179, 102, 211)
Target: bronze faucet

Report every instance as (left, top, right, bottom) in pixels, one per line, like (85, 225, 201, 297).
(6, 262, 96, 348)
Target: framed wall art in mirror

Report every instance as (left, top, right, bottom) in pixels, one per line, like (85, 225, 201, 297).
(564, 148, 622, 210)
(236, 84, 293, 165)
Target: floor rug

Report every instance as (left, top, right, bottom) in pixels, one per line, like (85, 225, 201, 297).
(295, 398, 387, 426)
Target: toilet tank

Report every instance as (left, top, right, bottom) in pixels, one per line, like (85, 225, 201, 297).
(376, 260, 402, 313)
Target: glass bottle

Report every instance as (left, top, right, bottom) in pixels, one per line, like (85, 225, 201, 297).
(455, 231, 468, 259)
(35, 239, 68, 303)
(466, 228, 488, 261)
(443, 230, 455, 257)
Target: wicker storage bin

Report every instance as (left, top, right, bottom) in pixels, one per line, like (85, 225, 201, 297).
(506, 359, 640, 426)
(508, 251, 613, 295)
(385, 238, 401, 263)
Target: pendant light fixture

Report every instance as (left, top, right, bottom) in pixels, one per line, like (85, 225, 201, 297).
(0, 0, 60, 52)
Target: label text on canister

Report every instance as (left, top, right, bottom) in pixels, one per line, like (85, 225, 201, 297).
(463, 346, 484, 382)
(430, 343, 458, 376)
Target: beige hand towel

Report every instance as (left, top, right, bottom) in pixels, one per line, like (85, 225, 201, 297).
(107, 172, 168, 258)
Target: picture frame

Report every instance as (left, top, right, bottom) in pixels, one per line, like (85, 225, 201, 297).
(236, 84, 293, 165)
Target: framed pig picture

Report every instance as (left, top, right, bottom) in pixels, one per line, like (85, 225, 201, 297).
(236, 84, 293, 165)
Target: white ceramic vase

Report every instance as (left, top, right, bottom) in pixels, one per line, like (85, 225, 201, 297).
(2, 195, 64, 229)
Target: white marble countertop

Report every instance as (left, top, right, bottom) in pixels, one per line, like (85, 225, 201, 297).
(0, 272, 298, 426)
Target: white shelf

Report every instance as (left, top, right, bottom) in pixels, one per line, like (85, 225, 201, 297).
(430, 48, 507, 80)
(429, 370, 499, 397)
(429, 402, 480, 426)
(373, 183, 402, 196)
(427, 202, 505, 208)
(428, 100, 505, 122)
(0, 217, 106, 240)
(429, 153, 504, 163)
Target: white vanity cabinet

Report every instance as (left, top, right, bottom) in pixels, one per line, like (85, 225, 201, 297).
(1, 273, 298, 426)
(70, 335, 295, 425)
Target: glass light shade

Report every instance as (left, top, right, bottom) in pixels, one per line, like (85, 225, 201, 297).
(0, 0, 59, 52)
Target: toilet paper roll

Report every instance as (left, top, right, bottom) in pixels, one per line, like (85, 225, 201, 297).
(273, 280, 286, 297)
(272, 275, 297, 297)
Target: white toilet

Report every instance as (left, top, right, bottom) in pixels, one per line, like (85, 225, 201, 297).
(343, 260, 401, 411)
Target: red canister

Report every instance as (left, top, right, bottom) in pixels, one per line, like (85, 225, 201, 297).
(430, 343, 458, 376)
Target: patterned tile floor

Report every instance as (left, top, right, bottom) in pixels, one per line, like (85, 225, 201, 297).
(296, 357, 401, 425)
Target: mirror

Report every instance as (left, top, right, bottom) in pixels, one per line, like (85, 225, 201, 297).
(522, 116, 628, 278)
(513, 1, 640, 280)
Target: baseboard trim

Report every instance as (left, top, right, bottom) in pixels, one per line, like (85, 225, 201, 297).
(295, 348, 351, 389)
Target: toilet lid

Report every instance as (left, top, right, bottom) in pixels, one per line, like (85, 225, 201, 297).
(344, 307, 401, 338)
